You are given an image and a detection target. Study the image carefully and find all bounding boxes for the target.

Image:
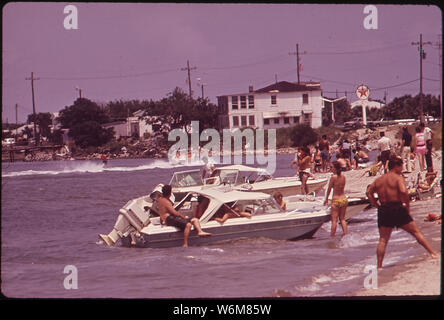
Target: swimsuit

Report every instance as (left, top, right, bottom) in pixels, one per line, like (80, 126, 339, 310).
(331, 197, 348, 208)
(165, 215, 190, 230)
(380, 150, 391, 163)
(377, 202, 413, 228)
(298, 168, 311, 181)
(415, 133, 427, 155)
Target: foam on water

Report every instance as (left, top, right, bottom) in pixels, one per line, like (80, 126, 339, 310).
(2, 158, 208, 178)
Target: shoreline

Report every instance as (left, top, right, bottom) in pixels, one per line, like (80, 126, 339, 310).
(349, 197, 442, 297)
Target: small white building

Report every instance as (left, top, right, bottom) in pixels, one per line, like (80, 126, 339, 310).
(102, 111, 153, 140)
(217, 81, 323, 130)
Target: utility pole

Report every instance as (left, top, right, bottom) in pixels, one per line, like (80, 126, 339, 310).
(412, 34, 432, 123)
(25, 72, 40, 145)
(15, 103, 18, 137)
(181, 60, 197, 98)
(75, 86, 82, 99)
(196, 78, 206, 99)
(433, 34, 442, 114)
(289, 44, 306, 84)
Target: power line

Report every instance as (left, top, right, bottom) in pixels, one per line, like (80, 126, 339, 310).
(307, 43, 410, 55)
(39, 68, 178, 81)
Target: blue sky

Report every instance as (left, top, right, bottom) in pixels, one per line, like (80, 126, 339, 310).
(2, 3, 442, 123)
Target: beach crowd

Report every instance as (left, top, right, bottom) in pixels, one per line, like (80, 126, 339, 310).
(290, 122, 440, 269)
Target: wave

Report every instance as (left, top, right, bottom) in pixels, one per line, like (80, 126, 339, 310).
(2, 158, 208, 178)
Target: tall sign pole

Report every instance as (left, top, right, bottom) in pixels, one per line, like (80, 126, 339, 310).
(356, 84, 370, 126)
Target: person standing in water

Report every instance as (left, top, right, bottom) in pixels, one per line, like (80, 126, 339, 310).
(366, 156, 439, 269)
(324, 161, 348, 237)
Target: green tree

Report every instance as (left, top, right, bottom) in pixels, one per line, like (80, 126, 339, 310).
(58, 98, 113, 148)
(322, 99, 352, 125)
(58, 98, 110, 128)
(27, 112, 53, 138)
(144, 87, 218, 134)
(68, 121, 114, 148)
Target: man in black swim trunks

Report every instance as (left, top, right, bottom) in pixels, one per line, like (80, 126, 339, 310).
(157, 185, 211, 247)
(366, 156, 439, 269)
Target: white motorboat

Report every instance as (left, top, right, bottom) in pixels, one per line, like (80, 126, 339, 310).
(99, 186, 331, 248)
(287, 194, 370, 222)
(170, 164, 328, 201)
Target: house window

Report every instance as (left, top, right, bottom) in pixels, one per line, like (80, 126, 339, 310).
(241, 116, 247, 126)
(284, 117, 290, 124)
(232, 96, 238, 110)
(302, 93, 309, 104)
(271, 95, 277, 105)
(274, 118, 279, 124)
(248, 95, 255, 109)
(249, 115, 255, 126)
(264, 118, 270, 125)
(293, 116, 300, 124)
(232, 116, 239, 127)
(240, 96, 247, 109)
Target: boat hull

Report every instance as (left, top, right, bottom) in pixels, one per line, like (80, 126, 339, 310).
(124, 214, 330, 248)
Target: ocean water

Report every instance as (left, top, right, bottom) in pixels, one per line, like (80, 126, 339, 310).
(1, 155, 434, 298)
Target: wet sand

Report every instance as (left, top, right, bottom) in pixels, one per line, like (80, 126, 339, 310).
(351, 197, 442, 296)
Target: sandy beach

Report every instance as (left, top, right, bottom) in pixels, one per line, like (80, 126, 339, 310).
(329, 143, 442, 297)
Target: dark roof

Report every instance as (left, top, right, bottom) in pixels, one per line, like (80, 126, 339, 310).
(254, 81, 321, 93)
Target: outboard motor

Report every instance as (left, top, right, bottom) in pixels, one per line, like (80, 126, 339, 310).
(99, 184, 174, 246)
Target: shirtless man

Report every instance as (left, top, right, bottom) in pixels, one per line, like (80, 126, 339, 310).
(324, 161, 348, 237)
(366, 156, 439, 269)
(296, 146, 312, 195)
(157, 185, 211, 247)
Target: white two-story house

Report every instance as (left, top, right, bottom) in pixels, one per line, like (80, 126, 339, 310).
(217, 81, 323, 130)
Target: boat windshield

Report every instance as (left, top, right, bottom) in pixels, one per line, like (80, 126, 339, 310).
(251, 197, 284, 215)
(207, 169, 244, 185)
(170, 170, 203, 188)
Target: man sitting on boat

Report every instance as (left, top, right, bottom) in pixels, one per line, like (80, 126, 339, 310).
(157, 185, 211, 247)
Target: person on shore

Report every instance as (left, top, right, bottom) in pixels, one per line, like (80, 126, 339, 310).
(400, 127, 412, 173)
(360, 156, 383, 177)
(366, 156, 439, 269)
(410, 146, 416, 171)
(414, 126, 426, 171)
(273, 192, 287, 211)
(377, 131, 391, 174)
(420, 122, 433, 147)
(342, 139, 352, 163)
(313, 145, 322, 173)
(297, 146, 312, 195)
(336, 152, 351, 171)
(319, 135, 330, 172)
(324, 161, 348, 237)
(157, 185, 211, 247)
(354, 146, 369, 169)
(421, 122, 434, 172)
(290, 147, 301, 174)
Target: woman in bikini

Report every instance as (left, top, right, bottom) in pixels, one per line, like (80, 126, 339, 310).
(324, 161, 348, 237)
